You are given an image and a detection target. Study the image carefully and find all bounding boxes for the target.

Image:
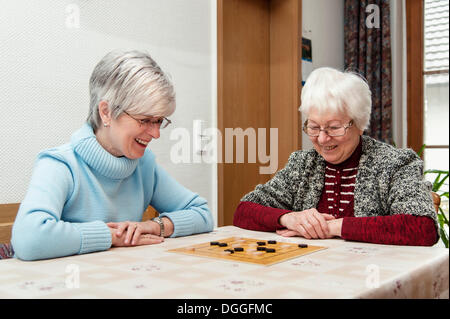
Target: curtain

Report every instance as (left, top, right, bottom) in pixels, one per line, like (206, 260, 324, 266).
(344, 0, 393, 144)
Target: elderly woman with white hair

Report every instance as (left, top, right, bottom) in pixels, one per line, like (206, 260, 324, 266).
(11, 50, 213, 261)
(233, 67, 438, 246)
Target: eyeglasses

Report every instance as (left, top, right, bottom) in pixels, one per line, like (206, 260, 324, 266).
(123, 111, 171, 129)
(303, 120, 354, 137)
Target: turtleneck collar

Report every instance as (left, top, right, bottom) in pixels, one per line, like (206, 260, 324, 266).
(71, 123, 138, 179)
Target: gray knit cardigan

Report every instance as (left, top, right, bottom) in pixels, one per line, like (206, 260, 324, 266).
(241, 135, 438, 231)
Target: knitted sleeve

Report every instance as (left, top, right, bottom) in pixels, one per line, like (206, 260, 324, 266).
(387, 150, 439, 233)
(233, 201, 291, 231)
(12, 155, 111, 261)
(342, 214, 438, 246)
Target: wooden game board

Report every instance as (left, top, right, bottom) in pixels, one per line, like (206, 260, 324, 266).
(168, 237, 327, 266)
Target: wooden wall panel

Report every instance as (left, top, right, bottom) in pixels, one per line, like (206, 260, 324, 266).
(218, 0, 301, 226)
(270, 0, 302, 170)
(218, 0, 271, 226)
(406, 0, 424, 154)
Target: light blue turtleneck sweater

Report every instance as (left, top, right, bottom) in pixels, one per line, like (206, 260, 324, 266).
(11, 123, 213, 261)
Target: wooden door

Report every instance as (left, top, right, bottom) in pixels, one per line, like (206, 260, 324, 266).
(218, 0, 302, 226)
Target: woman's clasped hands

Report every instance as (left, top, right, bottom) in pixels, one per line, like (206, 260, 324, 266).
(277, 208, 343, 239)
(107, 220, 164, 247)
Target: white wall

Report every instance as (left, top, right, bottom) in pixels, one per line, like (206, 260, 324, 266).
(0, 1, 217, 224)
(301, 0, 345, 150)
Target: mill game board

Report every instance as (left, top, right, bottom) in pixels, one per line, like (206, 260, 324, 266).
(168, 237, 327, 266)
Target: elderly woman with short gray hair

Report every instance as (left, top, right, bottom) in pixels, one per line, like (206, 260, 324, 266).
(234, 67, 438, 246)
(11, 50, 213, 261)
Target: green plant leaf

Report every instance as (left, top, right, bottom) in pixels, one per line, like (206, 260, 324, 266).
(432, 172, 442, 192)
(439, 228, 449, 248)
(424, 169, 449, 175)
(425, 169, 449, 192)
(438, 208, 449, 224)
(435, 175, 449, 192)
(438, 213, 444, 227)
(417, 144, 426, 157)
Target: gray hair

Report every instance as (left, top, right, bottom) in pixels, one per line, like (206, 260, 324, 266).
(87, 50, 176, 131)
(299, 67, 372, 131)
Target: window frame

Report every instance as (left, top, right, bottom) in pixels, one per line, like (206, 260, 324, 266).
(406, 0, 449, 156)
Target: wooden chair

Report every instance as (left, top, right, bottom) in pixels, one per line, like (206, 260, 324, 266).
(0, 203, 19, 245)
(0, 203, 19, 259)
(432, 192, 441, 214)
(142, 205, 159, 221)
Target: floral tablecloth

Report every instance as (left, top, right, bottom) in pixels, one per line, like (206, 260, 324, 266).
(0, 226, 448, 298)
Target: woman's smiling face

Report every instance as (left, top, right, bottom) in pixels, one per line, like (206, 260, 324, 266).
(109, 112, 160, 159)
(307, 108, 363, 165)
(96, 101, 161, 159)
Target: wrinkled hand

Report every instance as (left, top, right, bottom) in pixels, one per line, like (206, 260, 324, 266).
(276, 228, 302, 237)
(107, 221, 163, 247)
(278, 209, 336, 239)
(277, 216, 343, 239)
(327, 218, 343, 238)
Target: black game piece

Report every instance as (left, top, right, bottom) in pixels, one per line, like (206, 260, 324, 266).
(298, 244, 308, 248)
(210, 241, 219, 246)
(257, 246, 266, 251)
(266, 248, 276, 253)
(257, 241, 266, 246)
(234, 247, 244, 252)
(218, 243, 228, 247)
(224, 249, 234, 254)
(268, 240, 277, 244)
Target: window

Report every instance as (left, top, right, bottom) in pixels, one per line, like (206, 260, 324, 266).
(407, 0, 449, 213)
(423, 0, 449, 212)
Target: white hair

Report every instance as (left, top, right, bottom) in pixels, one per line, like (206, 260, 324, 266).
(299, 67, 372, 131)
(87, 50, 176, 131)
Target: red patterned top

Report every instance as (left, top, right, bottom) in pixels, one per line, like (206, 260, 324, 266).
(233, 140, 438, 246)
(316, 138, 361, 218)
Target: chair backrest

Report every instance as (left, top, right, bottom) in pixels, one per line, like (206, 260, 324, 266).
(142, 205, 159, 220)
(431, 192, 441, 214)
(0, 203, 20, 244)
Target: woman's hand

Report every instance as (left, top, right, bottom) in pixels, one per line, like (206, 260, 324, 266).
(276, 228, 302, 237)
(277, 217, 343, 239)
(327, 218, 343, 238)
(109, 228, 164, 247)
(107, 221, 163, 246)
(278, 209, 336, 239)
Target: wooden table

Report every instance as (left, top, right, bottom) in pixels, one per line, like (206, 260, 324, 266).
(0, 226, 448, 299)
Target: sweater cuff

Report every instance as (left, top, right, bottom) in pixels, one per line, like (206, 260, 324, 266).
(159, 211, 192, 238)
(273, 209, 291, 229)
(233, 201, 292, 231)
(341, 217, 359, 241)
(73, 221, 112, 254)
